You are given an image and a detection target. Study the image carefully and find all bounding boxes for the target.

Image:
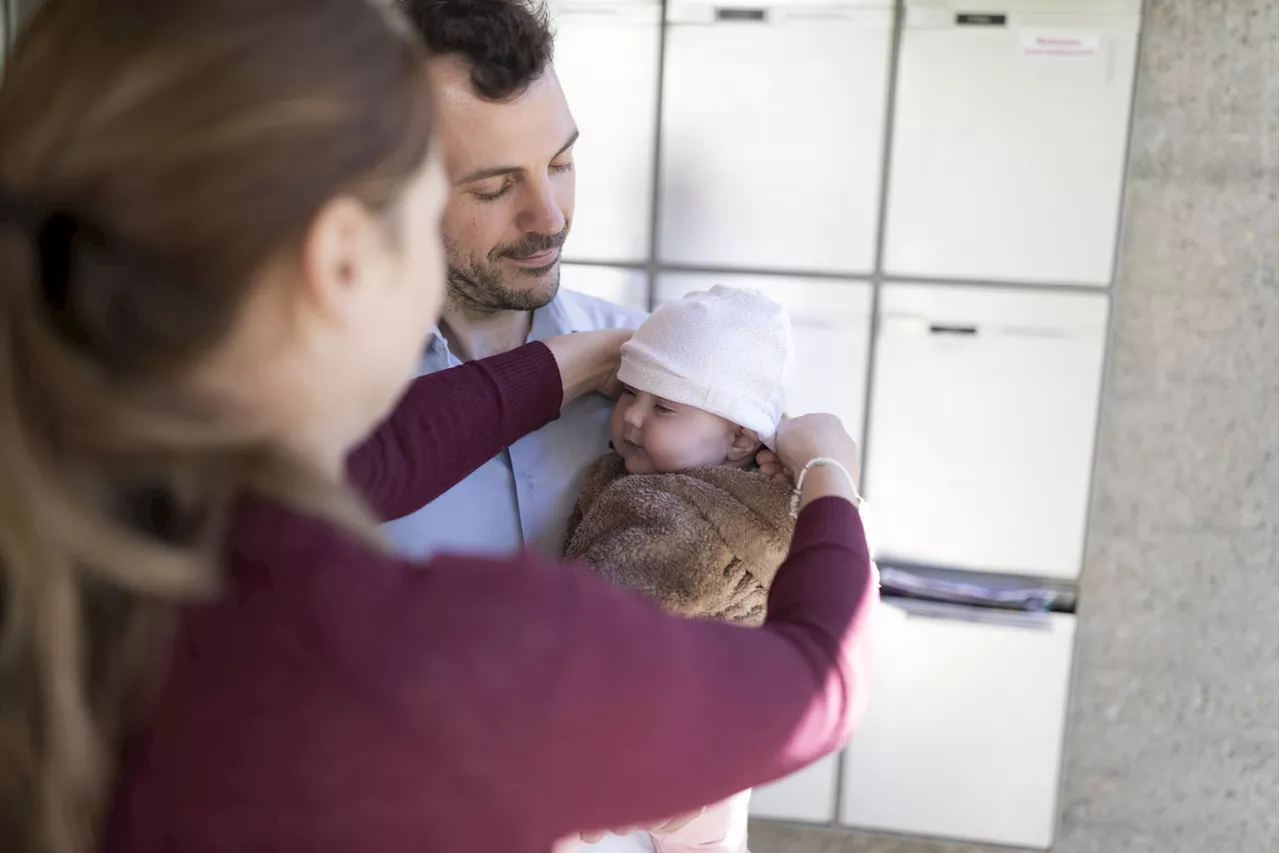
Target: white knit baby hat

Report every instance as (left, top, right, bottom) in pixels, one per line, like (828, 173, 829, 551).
(617, 285, 793, 448)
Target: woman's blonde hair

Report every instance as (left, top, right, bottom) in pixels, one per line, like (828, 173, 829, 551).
(0, 1, 436, 850)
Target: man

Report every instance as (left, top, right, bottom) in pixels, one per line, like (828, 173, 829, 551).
(384, 0, 644, 561)
(390, 4, 738, 852)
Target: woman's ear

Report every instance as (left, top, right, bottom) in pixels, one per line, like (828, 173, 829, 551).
(298, 196, 385, 323)
(726, 427, 763, 463)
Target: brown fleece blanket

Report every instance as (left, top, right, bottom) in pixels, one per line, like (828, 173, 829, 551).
(564, 453, 796, 627)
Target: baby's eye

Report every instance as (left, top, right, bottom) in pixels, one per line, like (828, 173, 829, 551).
(620, 387, 636, 397)
(655, 404, 676, 415)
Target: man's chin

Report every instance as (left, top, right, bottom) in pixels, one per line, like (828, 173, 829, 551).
(445, 258, 561, 314)
(498, 264, 560, 310)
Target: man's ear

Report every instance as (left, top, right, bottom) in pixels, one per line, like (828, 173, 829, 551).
(726, 427, 763, 463)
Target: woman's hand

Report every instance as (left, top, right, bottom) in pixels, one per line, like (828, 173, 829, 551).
(755, 448, 793, 485)
(773, 414, 862, 510)
(542, 329, 633, 407)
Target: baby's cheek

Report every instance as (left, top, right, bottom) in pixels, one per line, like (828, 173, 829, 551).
(638, 426, 677, 470)
(647, 427, 714, 472)
(607, 407, 628, 448)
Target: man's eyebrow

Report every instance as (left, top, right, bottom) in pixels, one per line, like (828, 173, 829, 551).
(455, 164, 520, 186)
(553, 129, 580, 159)
(455, 130, 580, 186)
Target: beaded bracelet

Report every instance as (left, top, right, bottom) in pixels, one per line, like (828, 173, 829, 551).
(790, 457, 864, 518)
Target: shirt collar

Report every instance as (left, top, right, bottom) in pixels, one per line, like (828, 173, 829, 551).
(528, 292, 583, 340)
(425, 292, 585, 361)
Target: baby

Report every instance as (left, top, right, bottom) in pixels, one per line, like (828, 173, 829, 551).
(566, 285, 795, 626)
(563, 285, 795, 853)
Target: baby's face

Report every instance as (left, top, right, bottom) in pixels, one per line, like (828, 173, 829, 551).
(610, 386, 739, 474)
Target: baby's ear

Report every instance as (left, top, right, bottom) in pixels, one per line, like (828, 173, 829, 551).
(726, 427, 763, 463)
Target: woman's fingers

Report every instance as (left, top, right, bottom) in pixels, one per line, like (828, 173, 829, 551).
(755, 449, 795, 484)
(544, 328, 634, 405)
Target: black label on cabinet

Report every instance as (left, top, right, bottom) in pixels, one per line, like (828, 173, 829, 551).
(716, 7, 767, 22)
(956, 12, 1008, 26)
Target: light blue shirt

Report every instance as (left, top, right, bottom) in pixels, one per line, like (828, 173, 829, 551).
(383, 289, 646, 560)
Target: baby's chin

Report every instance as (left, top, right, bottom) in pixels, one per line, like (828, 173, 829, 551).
(621, 453, 656, 475)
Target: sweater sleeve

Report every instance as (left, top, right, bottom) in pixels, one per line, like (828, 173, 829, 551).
(345, 342, 563, 521)
(352, 497, 876, 844)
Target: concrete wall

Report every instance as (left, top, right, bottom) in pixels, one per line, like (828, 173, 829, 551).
(754, 0, 1279, 851)
(1056, 0, 1278, 850)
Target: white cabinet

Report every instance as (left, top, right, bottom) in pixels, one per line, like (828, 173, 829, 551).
(840, 602, 1076, 849)
(561, 264, 650, 312)
(657, 1, 892, 273)
(656, 273, 872, 444)
(863, 284, 1107, 579)
(750, 754, 839, 823)
(550, 0, 661, 264)
(883, 0, 1141, 285)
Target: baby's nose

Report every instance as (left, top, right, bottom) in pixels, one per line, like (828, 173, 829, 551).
(623, 405, 646, 430)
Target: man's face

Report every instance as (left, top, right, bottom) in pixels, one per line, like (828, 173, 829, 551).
(430, 56, 578, 313)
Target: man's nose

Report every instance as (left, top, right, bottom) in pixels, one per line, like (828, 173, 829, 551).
(518, 175, 566, 236)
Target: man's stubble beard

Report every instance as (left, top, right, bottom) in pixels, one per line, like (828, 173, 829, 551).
(443, 229, 567, 319)
(445, 260, 560, 318)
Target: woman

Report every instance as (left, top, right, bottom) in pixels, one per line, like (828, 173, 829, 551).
(0, 2, 876, 853)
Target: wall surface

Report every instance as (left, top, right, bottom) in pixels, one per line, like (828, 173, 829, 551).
(754, 0, 1279, 850)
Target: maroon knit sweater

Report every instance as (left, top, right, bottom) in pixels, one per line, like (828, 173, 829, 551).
(101, 342, 877, 853)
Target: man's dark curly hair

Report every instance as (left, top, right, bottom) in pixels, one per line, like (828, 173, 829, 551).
(399, 0, 555, 101)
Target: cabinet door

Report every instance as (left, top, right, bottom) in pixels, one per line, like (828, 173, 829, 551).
(561, 264, 650, 312)
(658, 1, 892, 273)
(840, 602, 1076, 849)
(550, 1, 661, 264)
(863, 284, 1107, 579)
(750, 754, 839, 824)
(883, 2, 1141, 285)
(656, 273, 872, 444)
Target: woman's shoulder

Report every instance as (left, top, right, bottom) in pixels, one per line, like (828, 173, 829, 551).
(131, 503, 643, 853)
